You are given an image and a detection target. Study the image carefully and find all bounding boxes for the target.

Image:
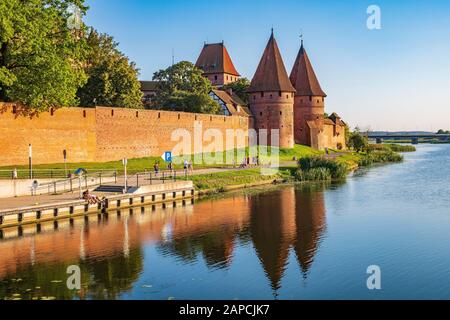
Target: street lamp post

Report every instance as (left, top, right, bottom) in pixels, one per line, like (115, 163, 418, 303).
(63, 150, 68, 177)
(123, 158, 128, 194)
(28, 144, 33, 180)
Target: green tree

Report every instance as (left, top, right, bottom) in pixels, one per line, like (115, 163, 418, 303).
(151, 61, 221, 114)
(348, 131, 369, 153)
(222, 77, 250, 104)
(0, 0, 88, 114)
(76, 29, 143, 108)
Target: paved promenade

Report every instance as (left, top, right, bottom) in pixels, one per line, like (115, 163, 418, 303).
(0, 166, 254, 211)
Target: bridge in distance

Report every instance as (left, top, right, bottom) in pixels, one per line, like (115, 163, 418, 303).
(367, 133, 450, 144)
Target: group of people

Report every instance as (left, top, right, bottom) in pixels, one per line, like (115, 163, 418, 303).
(183, 159, 194, 175)
(239, 156, 260, 169)
(82, 190, 104, 205)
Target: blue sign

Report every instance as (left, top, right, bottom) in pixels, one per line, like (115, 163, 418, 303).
(162, 151, 172, 162)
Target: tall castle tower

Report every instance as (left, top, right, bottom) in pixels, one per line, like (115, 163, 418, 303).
(248, 31, 296, 149)
(195, 42, 240, 87)
(290, 40, 327, 149)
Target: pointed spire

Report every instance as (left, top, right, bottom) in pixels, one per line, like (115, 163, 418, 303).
(290, 41, 326, 97)
(248, 31, 296, 93)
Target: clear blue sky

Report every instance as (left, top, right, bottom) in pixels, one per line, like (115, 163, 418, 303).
(84, 0, 450, 131)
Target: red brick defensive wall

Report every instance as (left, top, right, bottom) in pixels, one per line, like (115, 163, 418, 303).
(0, 103, 251, 166)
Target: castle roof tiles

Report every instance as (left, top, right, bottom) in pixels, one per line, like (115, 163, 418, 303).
(195, 43, 240, 76)
(248, 32, 296, 93)
(290, 43, 326, 97)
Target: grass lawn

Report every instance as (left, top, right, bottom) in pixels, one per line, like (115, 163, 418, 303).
(0, 145, 322, 177)
(189, 167, 295, 191)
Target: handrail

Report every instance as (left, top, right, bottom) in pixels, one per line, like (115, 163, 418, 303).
(31, 170, 118, 195)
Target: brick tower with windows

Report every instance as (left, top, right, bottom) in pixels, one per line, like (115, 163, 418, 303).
(290, 40, 327, 149)
(247, 31, 296, 149)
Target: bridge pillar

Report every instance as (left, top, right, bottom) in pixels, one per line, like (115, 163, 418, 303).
(376, 138, 383, 144)
(412, 137, 419, 145)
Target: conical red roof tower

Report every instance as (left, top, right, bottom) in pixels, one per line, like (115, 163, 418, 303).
(290, 41, 326, 148)
(248, 31, 295, 149)
(248, 32, 295, 93)
(290, 41, 326, 97)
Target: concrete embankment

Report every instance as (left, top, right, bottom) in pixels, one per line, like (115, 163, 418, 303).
(0, 181, 194, 229)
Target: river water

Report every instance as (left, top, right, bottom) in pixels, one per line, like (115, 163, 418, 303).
(0, 144, 449, 300)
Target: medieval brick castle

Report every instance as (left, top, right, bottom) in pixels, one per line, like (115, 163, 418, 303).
(0, 32, 348, 167)
(194, 31, 347, 150)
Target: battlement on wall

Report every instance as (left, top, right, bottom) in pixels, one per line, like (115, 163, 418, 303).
(0, 102, 252, 166)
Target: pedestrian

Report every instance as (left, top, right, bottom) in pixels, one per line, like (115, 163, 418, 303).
(188, 161, 194, 174)
(12, 168, 18, 180)
(154, 162, 159, 177)
(184, 159, 189, 175)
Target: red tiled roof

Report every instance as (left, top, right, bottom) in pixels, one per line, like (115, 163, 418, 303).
(140, 81, 158, 92)
(248, 32, 296, 93)
(328, 112, 346, 126)
(195, 43, 240, 76)
(290, 43, 326, 97)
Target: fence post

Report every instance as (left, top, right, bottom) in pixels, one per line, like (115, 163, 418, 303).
(114, 171, 117, 183)
(53, 181, 56, 194)
(70, 178, 73, 192)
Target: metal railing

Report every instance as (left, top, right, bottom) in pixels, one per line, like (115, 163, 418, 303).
(32, 170, 118, 195)
(0, 168, 117, 180)
(132, 169, 191, 187)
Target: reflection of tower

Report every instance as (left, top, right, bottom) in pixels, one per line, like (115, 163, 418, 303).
(201, 228, 236, 269)
(294, 187, 327, 277)
(250, 188, 296, 294)
(156, 195, 251, 269)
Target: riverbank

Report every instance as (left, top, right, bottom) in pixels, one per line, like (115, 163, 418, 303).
(0, 145, 322, 179)
(192, 145, 413, 194)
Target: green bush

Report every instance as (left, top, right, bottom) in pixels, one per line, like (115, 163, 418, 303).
(295, 168, 332, 181)
(358, 151, 403, 167)
(297, 157, 348, 181)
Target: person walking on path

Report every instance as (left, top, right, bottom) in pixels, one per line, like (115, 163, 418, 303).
(184, 159, 189, 176)
(154, 162, 160, 177)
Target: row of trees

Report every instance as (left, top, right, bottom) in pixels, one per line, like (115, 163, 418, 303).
(0, 1, 250, 116)
(437, 129, 450, 134)
(0, 0, 146, 114)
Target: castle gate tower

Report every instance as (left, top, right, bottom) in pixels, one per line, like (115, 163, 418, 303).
(248, 31, 296, 149)
(290, 40, 327, 149)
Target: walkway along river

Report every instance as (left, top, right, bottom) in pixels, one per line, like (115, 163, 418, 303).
(0, 144, 449, 299)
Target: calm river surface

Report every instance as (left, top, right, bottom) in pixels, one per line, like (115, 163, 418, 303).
(1, 144, 449, 300)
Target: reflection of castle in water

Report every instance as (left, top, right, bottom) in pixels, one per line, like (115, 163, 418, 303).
(160, 185, 327, 291)
(249, 186, 327, 292)
(0, 186, 327, 298)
